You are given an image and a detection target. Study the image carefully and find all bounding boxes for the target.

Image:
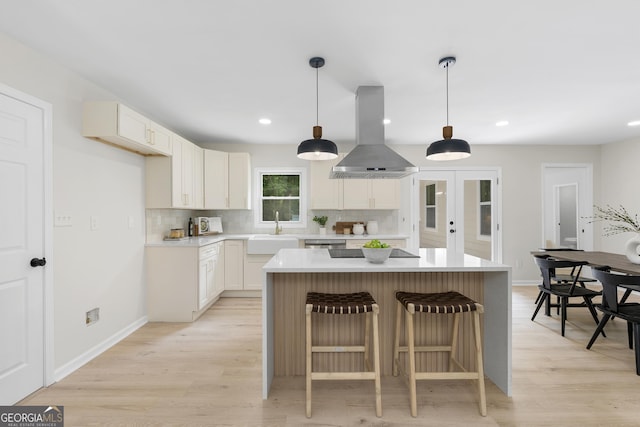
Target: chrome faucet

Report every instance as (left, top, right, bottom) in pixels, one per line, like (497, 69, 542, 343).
(274, 211, 282, 235)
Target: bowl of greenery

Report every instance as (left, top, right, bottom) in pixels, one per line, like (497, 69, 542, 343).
(361, 239, 393, 263)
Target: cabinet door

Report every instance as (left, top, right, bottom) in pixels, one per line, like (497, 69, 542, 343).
(224, 240, 244, 290)
(343, 179, 371, 209)
(228, 153, 251, 209)
(193, 145, 204, 209)
(244, 254, 271, 290)
(213, 243, 225, 298)
(170, 136, 184, 207)
(117, 104, 149, 146)
(204, 150, 229, 209)
(310, 154, 344, 209)
(370, 180, 400, 209)
(148, 123, 172, 156)
(181, 139, 195, 208)
(198, 258, 209, 310)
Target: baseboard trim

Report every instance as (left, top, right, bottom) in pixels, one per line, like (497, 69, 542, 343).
(512, 280, 540, 286)
(53, 316, 148, 382)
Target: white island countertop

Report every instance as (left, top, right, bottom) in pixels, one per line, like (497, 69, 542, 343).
(264, 248, 510, 273)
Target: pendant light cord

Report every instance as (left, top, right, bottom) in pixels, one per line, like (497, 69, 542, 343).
(445, 64, 449, 126)
(316, 66, 319, 126)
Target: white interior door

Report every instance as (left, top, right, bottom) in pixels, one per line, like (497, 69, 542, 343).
(0, 87, 50, 404)
(414, 168, 502, 262)
(542, 164, 593, 250)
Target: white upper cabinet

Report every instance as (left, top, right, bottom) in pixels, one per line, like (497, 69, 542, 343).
(310, 154, 344, 210)
(228, 153, 251, 209)
(203, 150, 229, 209)
(309, 153, 400, 210)
(343, 179, 399, 209)
(204, 151, 251, 210)
(146, 135, 204, 209)
(82, 102, 172, 156)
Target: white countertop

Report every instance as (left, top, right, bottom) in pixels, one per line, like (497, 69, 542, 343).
(263, 248, 511, 273)
(145, 233, 409, 248)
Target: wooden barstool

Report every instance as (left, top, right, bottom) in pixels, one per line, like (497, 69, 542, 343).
(305, 291, 382, 418)
(393, 290, 486, 417)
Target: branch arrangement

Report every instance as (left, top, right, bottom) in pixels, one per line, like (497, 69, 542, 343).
(585, 205, 640, 236)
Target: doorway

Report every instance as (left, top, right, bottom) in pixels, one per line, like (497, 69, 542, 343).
(0, 83, 53, 404)
(412, 168, 502, 262)
(542, 164, 593, 250)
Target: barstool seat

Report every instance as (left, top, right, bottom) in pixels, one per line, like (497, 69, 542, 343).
(393, 290, 487, 417)
(306, 291, 382, 418)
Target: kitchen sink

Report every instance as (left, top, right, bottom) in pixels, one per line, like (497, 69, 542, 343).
(246, 234, 299, 254)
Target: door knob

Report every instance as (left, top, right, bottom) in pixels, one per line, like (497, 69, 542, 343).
(30, 257, 46, 267)
(449, 229, 456, 233)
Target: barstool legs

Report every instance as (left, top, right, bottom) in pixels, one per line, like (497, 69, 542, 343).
(305, 304, 312, 418)
(305, 302, 382, 418)
(393, 295, 487, 417)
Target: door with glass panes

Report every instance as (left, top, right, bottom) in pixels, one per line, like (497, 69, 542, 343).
(416, 169, 501, 262)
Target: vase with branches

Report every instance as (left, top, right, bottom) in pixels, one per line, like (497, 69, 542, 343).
(586, 205, 640, 263)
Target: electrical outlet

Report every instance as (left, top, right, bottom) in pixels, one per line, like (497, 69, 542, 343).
(128, 215, 135, 229)
(54, 212, 73, 227)
(86, 307, 99, 326)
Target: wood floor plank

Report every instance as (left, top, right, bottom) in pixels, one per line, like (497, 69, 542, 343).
(18, 287, 640, 426)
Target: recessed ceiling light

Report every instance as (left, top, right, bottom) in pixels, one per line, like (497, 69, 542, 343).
(383, 118, 391, 125)
(258, 118, 271, 125)
(627, 120, 640, 127)
(495, 120, 509, 127)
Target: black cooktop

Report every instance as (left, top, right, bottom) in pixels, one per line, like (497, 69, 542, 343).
(328, 248, 420, 259)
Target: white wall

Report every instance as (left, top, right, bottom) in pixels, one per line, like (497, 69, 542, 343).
(0, 33, 147, 374)
(599, 138, 640, 253)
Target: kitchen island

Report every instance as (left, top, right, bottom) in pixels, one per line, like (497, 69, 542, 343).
(262, 248, 512, 398)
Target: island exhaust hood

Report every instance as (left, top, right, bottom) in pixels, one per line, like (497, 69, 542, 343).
(330, 86, 418, 179)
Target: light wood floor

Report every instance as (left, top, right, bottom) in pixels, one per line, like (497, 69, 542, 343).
(19, 286, 640, 426)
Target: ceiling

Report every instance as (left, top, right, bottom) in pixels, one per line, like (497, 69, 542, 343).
(2, 0, 640, 148)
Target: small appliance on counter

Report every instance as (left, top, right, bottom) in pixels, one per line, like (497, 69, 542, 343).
(196, 217, 223, 236)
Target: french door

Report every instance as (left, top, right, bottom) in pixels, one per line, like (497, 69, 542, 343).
(414, 168, 502, 262)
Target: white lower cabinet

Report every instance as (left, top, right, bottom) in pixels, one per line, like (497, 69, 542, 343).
(224, 240, 270, 292)
(244, 253, 271, 291)
(224, 240, 244, 290)
(147, 241, 224, 322)
(199, 242, 224, 310)
(346, 239, 406, 249)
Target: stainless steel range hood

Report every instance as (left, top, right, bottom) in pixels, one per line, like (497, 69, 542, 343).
(330, 86, 417, 179)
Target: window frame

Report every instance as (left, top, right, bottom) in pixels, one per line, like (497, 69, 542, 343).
(254, 167, 307, 229)
(424, 182, 437, 231)
(478, 179, 491, 240)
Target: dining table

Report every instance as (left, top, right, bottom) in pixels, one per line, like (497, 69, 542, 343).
(533, 250, 640, 275)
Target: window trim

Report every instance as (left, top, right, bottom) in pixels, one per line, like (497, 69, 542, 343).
(424, 182, 437, 231)
(254, 167, 307, 229)
(477, 180, 491, 240)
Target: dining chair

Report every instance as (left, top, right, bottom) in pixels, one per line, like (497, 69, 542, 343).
(532, 255, 604, 337)
(586, 266, 640, 375)
(533, 250, 597, 306)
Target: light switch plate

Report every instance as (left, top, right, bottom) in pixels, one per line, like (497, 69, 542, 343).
(90, 216, 100, 230)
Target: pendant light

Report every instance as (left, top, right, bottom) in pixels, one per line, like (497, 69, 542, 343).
(297, 57, 338, 160)
(426, 56, 471, 161)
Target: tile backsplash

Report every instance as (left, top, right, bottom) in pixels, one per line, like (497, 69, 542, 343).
(146, 208, 398, 242)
